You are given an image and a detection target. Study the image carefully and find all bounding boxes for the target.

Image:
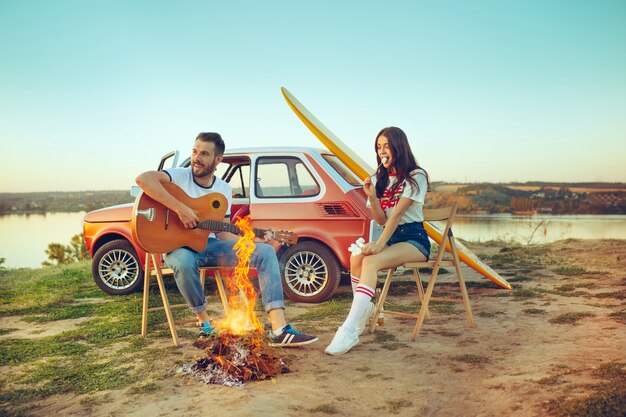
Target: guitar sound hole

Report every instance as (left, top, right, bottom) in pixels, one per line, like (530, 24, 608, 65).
(212, 200, 221, 209)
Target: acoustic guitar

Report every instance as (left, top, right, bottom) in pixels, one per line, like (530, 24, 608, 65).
(131, 182, 297, 253)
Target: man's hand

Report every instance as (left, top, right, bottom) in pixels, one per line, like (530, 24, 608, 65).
(176, 204, 199, 229)
(255, 230, 274, 243)
(264, 230, 275, 242)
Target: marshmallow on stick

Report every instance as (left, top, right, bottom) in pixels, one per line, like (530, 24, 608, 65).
(348, 237, 366, 255)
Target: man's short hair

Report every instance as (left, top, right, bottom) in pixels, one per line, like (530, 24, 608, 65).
(195, 132, 225, 155)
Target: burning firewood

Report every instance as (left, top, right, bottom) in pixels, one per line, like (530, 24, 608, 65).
(178, 332, 290, 387)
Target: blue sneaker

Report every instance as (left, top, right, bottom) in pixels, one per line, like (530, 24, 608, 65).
(268, 324, 318, 347)
(269, 324, 317, 346)
(198, 321, 217, 338)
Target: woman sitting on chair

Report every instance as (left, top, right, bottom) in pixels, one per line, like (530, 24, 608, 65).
(325, 126, 431, 355)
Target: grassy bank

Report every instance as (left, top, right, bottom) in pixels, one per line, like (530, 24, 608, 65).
(0, 262, 198, 416)
(1, 240, 625, 416)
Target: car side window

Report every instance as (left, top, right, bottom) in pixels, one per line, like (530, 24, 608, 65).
(256, 157, 319, 198)
(295, 162, 320, 196)
(321, 154, 362, 187)
(228, 164, 250, 198)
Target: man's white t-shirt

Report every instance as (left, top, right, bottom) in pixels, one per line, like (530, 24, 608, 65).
(366, 168, 428, 224)
(164, 167, 232, 238)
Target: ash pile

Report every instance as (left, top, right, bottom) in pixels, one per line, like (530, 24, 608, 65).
(177, 332, 290, 387)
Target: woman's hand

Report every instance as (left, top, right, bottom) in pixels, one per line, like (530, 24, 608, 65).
(362, 242, 384, 255)
(363, 177, 376, 198)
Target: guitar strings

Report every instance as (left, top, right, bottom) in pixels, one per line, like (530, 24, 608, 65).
(139, 207, 293, 241)
(140, 207, 266, 235)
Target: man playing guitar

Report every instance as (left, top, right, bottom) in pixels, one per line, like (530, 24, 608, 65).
(136, 132, 317, 346)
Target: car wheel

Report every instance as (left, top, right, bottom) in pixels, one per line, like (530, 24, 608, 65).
(279, 241, 341, 303)
(91, 239, 144, 295)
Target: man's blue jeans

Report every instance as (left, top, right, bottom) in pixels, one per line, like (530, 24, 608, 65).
(163, 238, 286, 314)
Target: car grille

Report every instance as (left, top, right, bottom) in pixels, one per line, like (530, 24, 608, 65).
(318, 202, 357, 217)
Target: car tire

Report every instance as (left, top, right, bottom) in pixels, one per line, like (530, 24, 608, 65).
(279, 241, 341, 303)
(91, 239, 144, 295)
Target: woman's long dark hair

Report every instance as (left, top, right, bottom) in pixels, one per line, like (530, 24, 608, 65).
(374, 126, 430, 198)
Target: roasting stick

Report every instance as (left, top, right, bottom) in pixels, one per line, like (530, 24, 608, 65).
(374, 157, 388, 176)
(348, 157, 389, 255)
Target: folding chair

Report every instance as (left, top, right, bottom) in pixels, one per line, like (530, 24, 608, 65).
(140, 252, 237, 346)
(368, 204, 474, 340)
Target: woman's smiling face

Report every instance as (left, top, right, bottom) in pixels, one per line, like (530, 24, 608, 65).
(376, 135, 393, 171)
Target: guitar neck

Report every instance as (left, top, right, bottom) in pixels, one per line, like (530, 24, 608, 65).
(197, 219, 266, 239)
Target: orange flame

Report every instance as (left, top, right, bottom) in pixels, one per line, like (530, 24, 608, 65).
(216, 215, 263, 335)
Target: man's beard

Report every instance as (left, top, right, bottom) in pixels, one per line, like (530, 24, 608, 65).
(192, 159, 217, 179)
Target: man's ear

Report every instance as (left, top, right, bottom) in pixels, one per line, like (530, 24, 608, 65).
(216, 154, 224, 164)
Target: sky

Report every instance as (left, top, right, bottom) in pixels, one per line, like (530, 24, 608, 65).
(1, 0, 625, 192)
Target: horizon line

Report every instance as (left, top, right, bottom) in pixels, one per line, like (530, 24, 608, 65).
(3, 180, 626, 194)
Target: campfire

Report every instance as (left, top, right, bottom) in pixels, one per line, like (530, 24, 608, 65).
(178, 216, 289, 386)
(181, 333, 289, 387)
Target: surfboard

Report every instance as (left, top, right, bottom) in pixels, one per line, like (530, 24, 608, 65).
(281, 87, 512, 290)
(281, 88, 375, 180)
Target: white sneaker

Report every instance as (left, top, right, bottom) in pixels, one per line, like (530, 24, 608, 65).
(325, 326, 359, 356)
(355, 301, 376, 336)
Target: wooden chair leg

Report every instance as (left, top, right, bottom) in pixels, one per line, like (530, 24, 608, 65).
(412, 267, 440, 341)
(369, 268, 395, 334)
(151, 254, 180, 347)
(141, 254, 151, 337)
(412, 268, 431, 320)
(199, 268, 206, 288)
(450, 240, 474, 328)
(213, 270, 230, 314)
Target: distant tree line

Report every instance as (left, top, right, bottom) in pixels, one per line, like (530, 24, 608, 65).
(0, 190, 133, 214)
(509, 181, 626, 189)
(428, 184, 626, 215)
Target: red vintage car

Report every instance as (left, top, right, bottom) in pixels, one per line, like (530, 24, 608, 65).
(83, 147, 381, 303)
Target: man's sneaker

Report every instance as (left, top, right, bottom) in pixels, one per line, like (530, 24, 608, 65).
(198, 321, 217, 338)
(325, 326, 359, 356)
(355, 301, 376, 336)
(268, 324, 318, 347)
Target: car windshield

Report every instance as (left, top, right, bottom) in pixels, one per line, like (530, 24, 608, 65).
(322, 154, 362, 187)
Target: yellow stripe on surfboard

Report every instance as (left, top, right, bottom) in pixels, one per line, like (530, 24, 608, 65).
(281, 87, 512, 290)
(281, 88, 374, 180)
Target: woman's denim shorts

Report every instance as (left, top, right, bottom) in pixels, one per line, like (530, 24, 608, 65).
(386, 222, 430, 259)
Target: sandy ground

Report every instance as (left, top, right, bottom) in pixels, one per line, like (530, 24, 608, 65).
(4, 239, 626, 417)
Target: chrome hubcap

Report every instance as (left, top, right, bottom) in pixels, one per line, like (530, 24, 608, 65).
(99, 249, 139, 290)
(284, 251, 328, 297)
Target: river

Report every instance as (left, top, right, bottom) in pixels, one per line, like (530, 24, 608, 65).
(453, 214, 626, 244)
(0, 212, 86, 269)
(0, 212, 625, 268)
